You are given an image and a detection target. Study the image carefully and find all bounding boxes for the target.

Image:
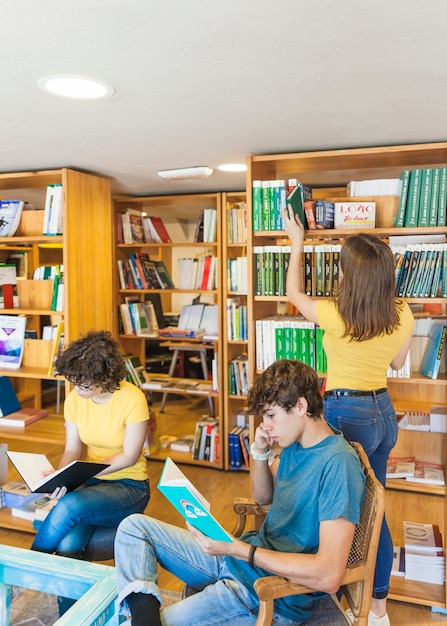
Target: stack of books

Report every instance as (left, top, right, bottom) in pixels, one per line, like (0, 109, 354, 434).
(404, 521, 445, 584)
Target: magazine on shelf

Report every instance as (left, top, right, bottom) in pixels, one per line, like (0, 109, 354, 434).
(0, 314, 26, 368)
(6, 451, 109, 493)
(157, 457, 233, 542)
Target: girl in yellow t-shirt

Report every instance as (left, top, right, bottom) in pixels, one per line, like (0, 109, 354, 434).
(31, 330, 150, 562)
(284, 212, 413, 626)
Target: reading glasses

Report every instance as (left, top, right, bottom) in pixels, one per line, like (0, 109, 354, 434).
(66, 378, 93, 391)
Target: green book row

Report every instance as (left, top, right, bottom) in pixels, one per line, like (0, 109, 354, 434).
(253, 245, 291, 296)
(255, 316, 327, 373)
(395, 168, 447, 228)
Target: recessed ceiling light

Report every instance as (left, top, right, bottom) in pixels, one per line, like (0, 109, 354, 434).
(157, 166, 214, 181)
(217, 163, 247, 172)
(38, 75, 115, 100)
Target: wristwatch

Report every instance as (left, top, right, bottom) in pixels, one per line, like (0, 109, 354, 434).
(250, 442, 271, 461)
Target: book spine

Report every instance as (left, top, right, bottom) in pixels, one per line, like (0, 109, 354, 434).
(395, 170, 410, 227)
(438, 167, 447, 226)
(252, 181, 263, 231)
(404, 169, 422, 227)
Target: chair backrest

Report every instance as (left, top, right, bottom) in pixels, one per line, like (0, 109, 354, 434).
(338, 441, 385, 623)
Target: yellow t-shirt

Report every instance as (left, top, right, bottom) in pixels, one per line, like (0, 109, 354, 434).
(64, 380, 149, 481)
(316, 299, 414, 391)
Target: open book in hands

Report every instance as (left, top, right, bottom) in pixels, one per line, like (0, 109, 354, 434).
(6, 451, 109, 493)
(157, 457, 233, 542)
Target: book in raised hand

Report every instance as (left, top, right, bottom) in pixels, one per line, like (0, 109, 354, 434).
(157, 457, 233, 542)
(6, 451, 109, 493)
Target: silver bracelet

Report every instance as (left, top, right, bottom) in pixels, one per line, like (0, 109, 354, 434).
(250, 442, 271, 461)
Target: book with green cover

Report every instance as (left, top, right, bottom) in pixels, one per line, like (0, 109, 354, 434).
(395, 170, 410, 227)
(429, 168, 440, 226)
(286, 182, 309, 229)
(158, 457, 233, 542)
(404, 169, 422, 227)
(437, 167, 447, 226)
(417, 168, 433, 227)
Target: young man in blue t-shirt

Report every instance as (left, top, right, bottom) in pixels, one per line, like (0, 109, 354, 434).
(114, 359, 365, 625)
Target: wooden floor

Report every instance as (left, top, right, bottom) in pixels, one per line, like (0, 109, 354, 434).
(0, 395, 446, 624)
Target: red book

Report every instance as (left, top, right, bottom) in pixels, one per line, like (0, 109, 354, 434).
(0, 407, 48, 428)
(148, 217, 172, 243)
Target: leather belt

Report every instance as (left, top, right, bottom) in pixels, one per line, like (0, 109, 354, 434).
(323, 388, 387, 399)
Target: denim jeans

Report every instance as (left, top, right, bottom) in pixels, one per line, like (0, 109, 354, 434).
(324, 389, 397, 598)
(31, 478, 150, 556)
(115, 514, 298, 626)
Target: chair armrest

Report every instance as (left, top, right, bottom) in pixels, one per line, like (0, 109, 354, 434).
(232, 498, 271, 537)
(254, 576, 315, 601)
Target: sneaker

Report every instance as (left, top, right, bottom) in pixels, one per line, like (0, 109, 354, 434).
(368, 610, 390, 626)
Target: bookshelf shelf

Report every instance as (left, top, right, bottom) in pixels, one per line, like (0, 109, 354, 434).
(113, 193, 224, 468)
(246, 142, 447, 609)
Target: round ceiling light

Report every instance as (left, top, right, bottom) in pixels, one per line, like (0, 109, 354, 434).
(217, 163, 247, 172)
(38, 75, 115, 100)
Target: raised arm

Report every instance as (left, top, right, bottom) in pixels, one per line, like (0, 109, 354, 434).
(283, 207, 318, 324)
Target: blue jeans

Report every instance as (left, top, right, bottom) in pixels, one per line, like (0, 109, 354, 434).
(324, 389, 397, 599)
(115, 514, 298, 626)
(31, 478, 150, 556)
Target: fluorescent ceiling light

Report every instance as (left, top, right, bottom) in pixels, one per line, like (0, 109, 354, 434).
(38, 75, 115, 100)
(157, 166, 214, 181)
(217, 163, 247, 172)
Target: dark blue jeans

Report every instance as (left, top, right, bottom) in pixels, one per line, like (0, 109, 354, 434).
(324, 389, 397, 599)
(31, 477, 150, 556)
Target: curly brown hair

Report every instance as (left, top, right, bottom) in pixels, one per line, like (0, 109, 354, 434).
(54, 330, 126, 393)
(246, 359, 323, 420)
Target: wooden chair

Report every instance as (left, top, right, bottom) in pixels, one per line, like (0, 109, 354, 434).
(232, 441, 385, 626)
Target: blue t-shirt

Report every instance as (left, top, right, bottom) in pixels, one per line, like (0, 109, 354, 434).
(224, 433, 365, 622)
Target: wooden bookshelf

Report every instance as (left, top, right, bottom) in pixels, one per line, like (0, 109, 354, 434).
(113, 193, 224, 468)
(246, 142, 447, 610)
(0, 168, 113, 410)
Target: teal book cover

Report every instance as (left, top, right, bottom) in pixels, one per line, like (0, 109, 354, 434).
(420, 323, 447, 379)
(157, 457, 233, 542)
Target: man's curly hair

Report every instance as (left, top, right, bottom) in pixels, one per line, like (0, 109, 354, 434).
(54, 330, 126, 393)
(246, 359, 323, 420)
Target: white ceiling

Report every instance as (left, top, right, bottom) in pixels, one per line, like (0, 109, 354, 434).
(2, 0, 447, 200)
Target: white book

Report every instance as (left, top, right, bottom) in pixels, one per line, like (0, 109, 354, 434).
(6, 451, 109, 493)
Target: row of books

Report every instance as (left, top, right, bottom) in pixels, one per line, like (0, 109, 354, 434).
(226, 202, 247, 244)
(255, 317, 327, 373)
(253, 245, 291, 297)
(227, 256, 248, 293)
(177, 255, 217, 291)
(395, 168, 447, 228)
(227, 298, 248, 341)
(393, 242, 447, 298)
(393, 521, 445, 585)
(117, 253, 175, 291)
(119, 300, 159, 337)
(228, 425, 249, 469)
(194, 208, 218, 243)
(398, 407, 447, 433)
(252, 179, 311, 232)
(43, 185, 63, 235)
(118, 209, 172, 244)
(228, 354, 248, 396)
(386, 456, 445, 485)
